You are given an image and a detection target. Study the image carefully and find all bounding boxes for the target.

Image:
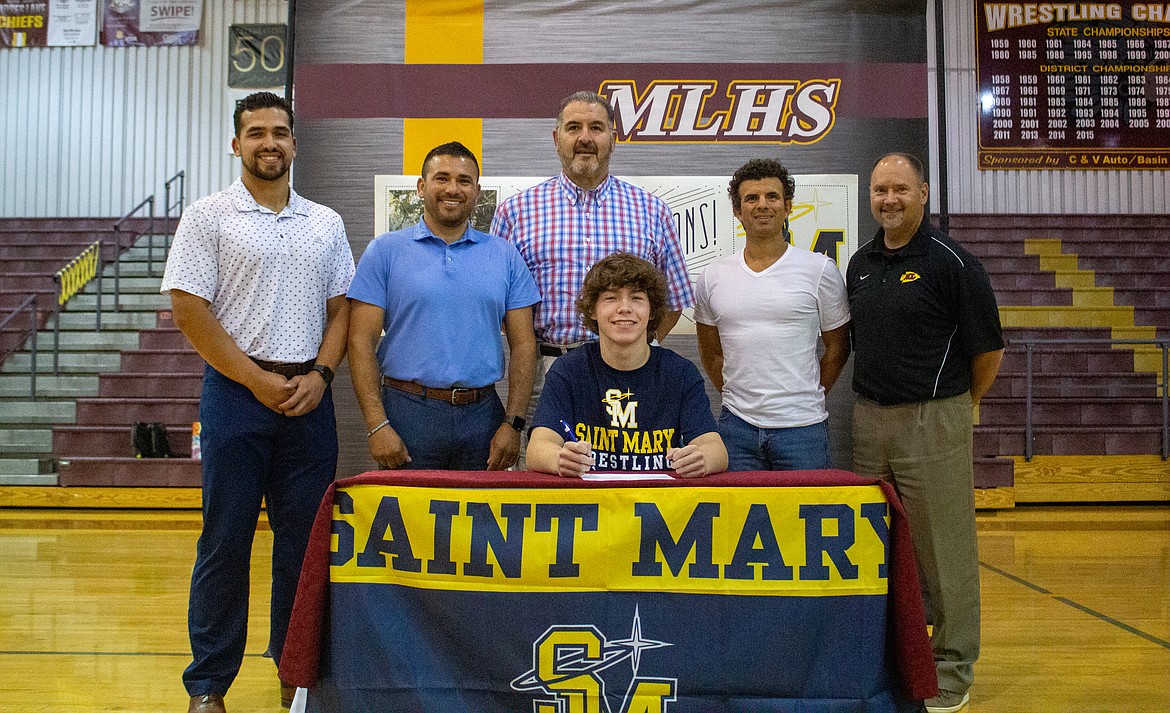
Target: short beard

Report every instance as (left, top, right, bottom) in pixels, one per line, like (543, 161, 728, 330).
(245, 160, 289, 182)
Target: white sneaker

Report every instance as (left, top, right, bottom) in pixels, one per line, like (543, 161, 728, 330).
(925, 690, 969, 713)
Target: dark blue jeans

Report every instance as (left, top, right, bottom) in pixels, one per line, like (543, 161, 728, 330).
(718, 407, 832, 471)
(381, 385, 504, 470)
(184, 366, 337, 696)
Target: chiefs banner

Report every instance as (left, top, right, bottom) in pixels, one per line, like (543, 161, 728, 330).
(0, 0, 93, 47)
(281, 470, 936, 712)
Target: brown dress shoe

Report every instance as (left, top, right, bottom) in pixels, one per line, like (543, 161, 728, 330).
(280, 682, 296, 708)
(188, 693, 226, 713)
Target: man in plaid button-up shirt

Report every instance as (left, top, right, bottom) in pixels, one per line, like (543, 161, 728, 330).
(491, 91, 694, 348)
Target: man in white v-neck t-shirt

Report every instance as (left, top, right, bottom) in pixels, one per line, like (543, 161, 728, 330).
(694, 158, 851, 471)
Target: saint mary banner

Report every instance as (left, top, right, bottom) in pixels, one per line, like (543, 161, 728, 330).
(280, 470, 937, 712)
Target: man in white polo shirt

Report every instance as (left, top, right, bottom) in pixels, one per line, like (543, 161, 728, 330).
(161, 91, 354, 713)
(694, 158, 850, 471)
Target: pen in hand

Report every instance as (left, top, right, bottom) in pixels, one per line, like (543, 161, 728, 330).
(557, 420, 594, 477)
(666, 433, 684, 467)
(668, 432, 704, 478)
(559, 420, 577, 442)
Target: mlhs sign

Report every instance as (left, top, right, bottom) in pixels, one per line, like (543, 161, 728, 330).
(600, 80, 841, 144)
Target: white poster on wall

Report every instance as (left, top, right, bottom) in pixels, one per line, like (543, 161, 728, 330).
(48, 0, 98, 46)
(373, 174, 857, 333)
(138, 0, 200, 32)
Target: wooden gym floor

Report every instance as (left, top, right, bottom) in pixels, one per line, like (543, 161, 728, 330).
(0, 505, 1167, 712)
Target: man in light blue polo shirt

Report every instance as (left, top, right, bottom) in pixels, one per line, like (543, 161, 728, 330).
(348, 142, 539, 470)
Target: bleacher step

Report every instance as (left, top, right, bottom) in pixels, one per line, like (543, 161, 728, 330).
(75, 397, 200, 424)
(976, 426, 1164, 457)
(119, 350, 203, 372)
(0, 374, 98, 398)
(1000, 347, 1138, 373)
(79, 276, 163, 292)
(0, 400, 76, 424)
(993, 287, 1117, 308)
(57, 457, 201, 487)
(999, 305, 1137, 329)
(979, 397, 1164, 426)
(1, 352, 121, 373)
(0, 457, 53, 475)
(33, 331, 141, 351)
(1011, 455, 1170, 503)
(988, 372, 1160, 398)
(0, 428, 52, 452)
(54, 311, 161, 331)
(70, 293, 169, 310)
(138, 330, 190, 350)
(0, 473, 59, 486)
(96, 262, 167, 278)
(55, 424, 193, 458)
(973, 456, 1014, 489)
(98, 373, 202, 398)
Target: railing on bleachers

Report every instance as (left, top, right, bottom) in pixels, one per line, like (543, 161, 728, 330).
(163, 170, 186, 252)
(53, 240, 104, 373)
(112, 197, 155, 312)
(0, 296, 39, 400)
(0, 169, 185, 399)
(1015, 337, 1170, 461)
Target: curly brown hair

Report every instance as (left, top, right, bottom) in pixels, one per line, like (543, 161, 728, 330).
(576, 252, 668, 340)
(728, 158, 795, 211)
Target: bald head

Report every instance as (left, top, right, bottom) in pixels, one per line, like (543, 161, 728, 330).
(869, 153, 929, 249)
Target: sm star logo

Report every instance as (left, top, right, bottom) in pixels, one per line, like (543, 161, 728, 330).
(511, 606, 677, 713)
(603, 389, 638, 429)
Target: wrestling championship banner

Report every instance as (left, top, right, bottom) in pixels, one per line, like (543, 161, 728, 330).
(280, 470, 936, 712)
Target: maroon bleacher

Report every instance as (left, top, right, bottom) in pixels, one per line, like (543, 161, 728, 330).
(55, 314, 202, 487)
(2, 217, 198, 488)
(951, 214, 1170, 336)
(0, 217, 157, 232)
(948, 215, 1168, 467)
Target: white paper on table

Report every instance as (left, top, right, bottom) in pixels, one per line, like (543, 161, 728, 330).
(580, 472, 675, 481)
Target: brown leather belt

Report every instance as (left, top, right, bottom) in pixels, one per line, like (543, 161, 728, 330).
(381, 375, 492, 405)
(251, 357, 315, 379)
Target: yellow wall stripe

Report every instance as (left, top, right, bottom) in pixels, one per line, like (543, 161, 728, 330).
(402, 1, 484, 174)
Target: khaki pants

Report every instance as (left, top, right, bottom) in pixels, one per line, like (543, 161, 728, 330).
(852, 392, 979, 695)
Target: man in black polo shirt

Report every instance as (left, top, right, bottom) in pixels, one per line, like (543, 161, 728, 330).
(847, 152, 1004, 713)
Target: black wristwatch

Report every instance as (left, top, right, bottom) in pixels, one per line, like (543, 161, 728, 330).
(504, 415, 526, 432)
(311, 364, 335, 385)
